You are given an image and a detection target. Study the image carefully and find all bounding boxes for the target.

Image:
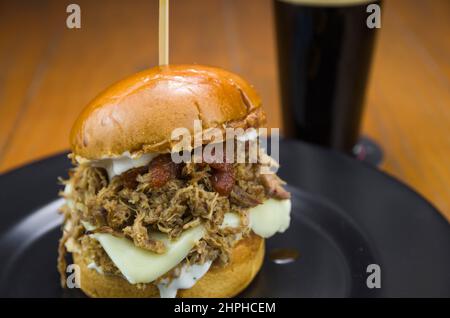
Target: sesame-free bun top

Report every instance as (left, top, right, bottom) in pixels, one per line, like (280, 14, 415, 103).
(70, 64, 265, 160)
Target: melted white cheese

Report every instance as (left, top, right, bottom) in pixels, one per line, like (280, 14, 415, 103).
(157, 261, 212, 298)
(85, 224, 205, 284)
(221, 199, 291, 238)
(249, 199, 291, 238)
(221, 213, 241, 229)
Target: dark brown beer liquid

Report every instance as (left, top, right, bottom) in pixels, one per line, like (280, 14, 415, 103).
(274, 0, 381, 153)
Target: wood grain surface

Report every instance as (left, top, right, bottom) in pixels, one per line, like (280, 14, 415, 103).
(0, 0, 448, 218)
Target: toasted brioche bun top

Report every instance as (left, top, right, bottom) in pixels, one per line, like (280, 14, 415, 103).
(70, 64, 266, 160)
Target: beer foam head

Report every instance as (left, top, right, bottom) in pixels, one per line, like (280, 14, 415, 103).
(278, 0, 375, 7)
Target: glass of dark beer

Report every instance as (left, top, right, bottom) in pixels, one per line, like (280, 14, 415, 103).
(274, 0, 381, 154)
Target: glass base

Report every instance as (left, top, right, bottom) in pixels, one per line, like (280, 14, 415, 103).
(353, 136, 383, 166)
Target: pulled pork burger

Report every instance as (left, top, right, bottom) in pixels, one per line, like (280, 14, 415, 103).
(59, 65, 292, 298)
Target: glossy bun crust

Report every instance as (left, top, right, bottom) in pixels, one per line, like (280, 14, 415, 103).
(70, 65, 266, 160)
(73, 234, 264, 298)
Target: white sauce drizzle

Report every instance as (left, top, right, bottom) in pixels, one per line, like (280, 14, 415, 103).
(87, 262, 104, 275)
(157, 261, 213, 298)
(81, 131, 260, 180)
(92, 151, 156, 180)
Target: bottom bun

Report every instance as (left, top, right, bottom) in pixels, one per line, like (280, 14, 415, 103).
(73, 233, 264, 298)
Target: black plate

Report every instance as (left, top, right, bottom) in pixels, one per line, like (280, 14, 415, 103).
(0, 140, 449, 297)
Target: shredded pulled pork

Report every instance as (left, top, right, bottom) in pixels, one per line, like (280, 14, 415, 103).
(58, 147, 289, 284)
(260, 173, 291, 200)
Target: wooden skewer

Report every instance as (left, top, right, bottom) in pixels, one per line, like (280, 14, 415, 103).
(159, 0, 169, 65)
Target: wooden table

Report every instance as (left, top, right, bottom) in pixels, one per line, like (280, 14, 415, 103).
(0, 0, 449, 218)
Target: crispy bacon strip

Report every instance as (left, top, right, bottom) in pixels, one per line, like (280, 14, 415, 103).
(210, 170, 235, 196)
(121, 166, 148, 189)
(136, 154, 182, 189)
